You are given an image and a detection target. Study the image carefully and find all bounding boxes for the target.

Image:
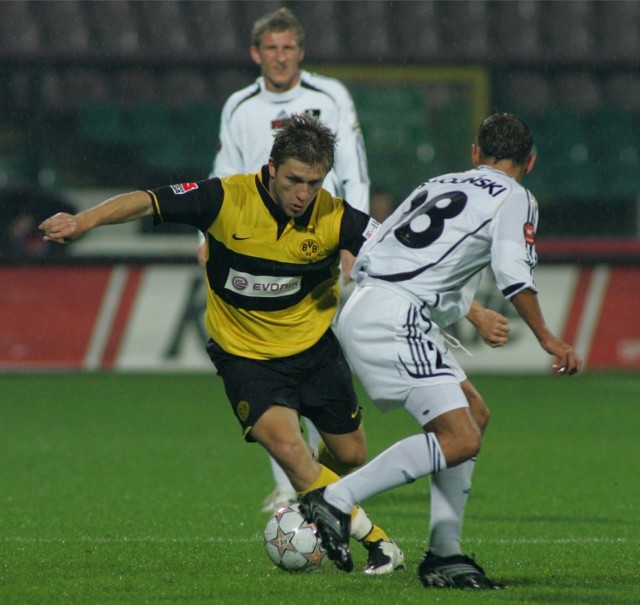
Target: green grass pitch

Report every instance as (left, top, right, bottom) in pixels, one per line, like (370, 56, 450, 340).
(1, 372, 638, 604)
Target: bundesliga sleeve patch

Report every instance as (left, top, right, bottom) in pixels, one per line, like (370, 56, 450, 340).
(170, 182, 199, 195)
(363, 218, 380, 240)
(523, 222, 536, 245)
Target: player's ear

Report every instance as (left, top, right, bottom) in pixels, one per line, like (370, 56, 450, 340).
(524, 152, 536, 175)
(249, 45, 261, 66)
(471, 144, 482, 166)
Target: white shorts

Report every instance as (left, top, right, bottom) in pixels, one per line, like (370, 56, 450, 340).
(336, 283, 468, 425)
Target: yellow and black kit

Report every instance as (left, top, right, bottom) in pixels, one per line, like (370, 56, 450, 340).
(148, 166, 375, 360)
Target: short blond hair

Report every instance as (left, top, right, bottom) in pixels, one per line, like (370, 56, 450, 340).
(251, 7, 305, 48)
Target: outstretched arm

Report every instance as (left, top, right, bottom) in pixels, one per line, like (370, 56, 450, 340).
(466, 300, 510, 348)
(40, 191, 154, 244)
(510, 288, 582, 375)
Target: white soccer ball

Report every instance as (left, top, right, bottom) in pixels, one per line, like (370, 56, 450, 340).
(263, 503, 328, 572)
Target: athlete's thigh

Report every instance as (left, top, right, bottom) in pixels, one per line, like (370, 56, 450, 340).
(298, 330, 362, 436)
(338, 285, 466, 410)
(206, 339, 300, 442)
(404, 381, 469, 427)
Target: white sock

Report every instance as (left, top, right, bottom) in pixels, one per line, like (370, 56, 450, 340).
(428, 457, 475, 557)
(325, 433, 446, 513)
(268, 455, 295, 494)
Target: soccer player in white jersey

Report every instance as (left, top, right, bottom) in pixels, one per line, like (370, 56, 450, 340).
(211, 8, 369, 212)
(199, 7, 370, 514)
(301, 113, 582, 588)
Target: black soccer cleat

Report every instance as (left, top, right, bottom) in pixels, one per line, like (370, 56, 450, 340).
(418, 551, 506, 590)
(299, 488, 353, 572)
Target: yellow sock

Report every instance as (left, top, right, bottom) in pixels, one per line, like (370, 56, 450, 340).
(298, 465, 391, 543)
(350, 506, 391, 542)
(363, 523, 390, 543)
(297, 464, 340, 496)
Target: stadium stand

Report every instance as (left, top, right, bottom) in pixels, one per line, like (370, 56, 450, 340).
(137, 1, 192, 58)
(42, 69, 111, 115)
(158, 68, 211, 111)
(597, 0, 640, 63)
(85, 1, 142, 59)
(76, 99, 125, 149)
(0, 0, 638, 236)
(0, 1, 42, 59)
(438, 0, 491, 62)
(289, 1, 344, 61)
(187, 0, 244, 61)
(491, 1, 543, 63)
(391, 1, 441, 62)
(542, 1, 596, 63)
(1, 0, 637, 67)
(343, 2, 393, 62)
(605, 73, 640, 114)
(589, 107, 640, 198)
(36, 0, 92, 60)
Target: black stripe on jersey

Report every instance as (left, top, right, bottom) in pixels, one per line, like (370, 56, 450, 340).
(229, 84, 261, 120)
(502, 282, 527, 298)
(371, 219, 492, 283)
(300, 79, 338, 105)
(206, 233, 339, 311)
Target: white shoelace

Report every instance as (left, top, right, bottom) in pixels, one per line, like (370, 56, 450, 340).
(442, 331, 473, 357)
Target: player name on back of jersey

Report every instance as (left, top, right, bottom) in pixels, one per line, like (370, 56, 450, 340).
(428, 175, 508, 197)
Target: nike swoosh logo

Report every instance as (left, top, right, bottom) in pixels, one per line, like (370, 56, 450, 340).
(232, 234, 251, 240)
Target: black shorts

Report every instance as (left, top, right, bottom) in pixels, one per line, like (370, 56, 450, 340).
(206, 329, 362, 442)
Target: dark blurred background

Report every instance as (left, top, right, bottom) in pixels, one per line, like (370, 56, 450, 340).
(1, 0, 639, 252)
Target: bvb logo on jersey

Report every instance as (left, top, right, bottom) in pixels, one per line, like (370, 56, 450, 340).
(299, 239, 320, 260)
(237, 400, 250, 422)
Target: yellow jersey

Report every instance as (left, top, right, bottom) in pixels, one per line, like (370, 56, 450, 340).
(149, 166, 377, 359)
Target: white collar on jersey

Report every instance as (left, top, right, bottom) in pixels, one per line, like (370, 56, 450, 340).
(257, 71, 308, 104)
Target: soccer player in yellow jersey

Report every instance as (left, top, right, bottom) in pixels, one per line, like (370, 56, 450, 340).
(40, 113, 404, 575)
(202, 8, 371, 511)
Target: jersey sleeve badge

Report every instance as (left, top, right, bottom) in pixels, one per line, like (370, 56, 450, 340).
(363, 218, 381, 240)
(523, 221, 536, 245)
(170, 182, 199, 195)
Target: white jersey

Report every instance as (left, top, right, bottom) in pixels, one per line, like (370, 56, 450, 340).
(352, 165, 539, 327)
(211, 70, 370, 212)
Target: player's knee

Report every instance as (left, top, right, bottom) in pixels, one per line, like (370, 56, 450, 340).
(437, 424, 482, 466)
(321, 428, 368, 472)
(449, 438, 481, 466)
(262, 433, 310, 468)
(336, 447, 366, 470)
(465, 430, 482, 459)
(316, 440, 364, 475)
(462, 382, 490, 433)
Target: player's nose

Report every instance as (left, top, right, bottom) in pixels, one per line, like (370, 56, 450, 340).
(297, 184, 313, 202)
